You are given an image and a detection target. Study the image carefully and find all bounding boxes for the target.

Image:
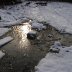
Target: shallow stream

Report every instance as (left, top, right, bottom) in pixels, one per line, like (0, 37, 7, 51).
(0, 21, 72, 72)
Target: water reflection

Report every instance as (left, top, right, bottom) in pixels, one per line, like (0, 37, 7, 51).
(21, 24, 31, 34)
(12, 23, 31, 49)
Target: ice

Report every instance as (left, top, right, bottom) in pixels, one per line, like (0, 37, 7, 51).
(35, 42, 72, 72)
(0, 28, 10, 36)
(0, 51, 5, 59)
(0, 36, 13, 47)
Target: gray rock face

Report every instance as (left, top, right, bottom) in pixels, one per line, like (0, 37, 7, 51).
(27, 31, 37, 40)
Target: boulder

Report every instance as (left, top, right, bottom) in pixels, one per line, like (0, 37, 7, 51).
(27, 31, 37, 40)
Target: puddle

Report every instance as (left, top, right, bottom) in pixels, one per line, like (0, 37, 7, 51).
(0, 21, 72, 72)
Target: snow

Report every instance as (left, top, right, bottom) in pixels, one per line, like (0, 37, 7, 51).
(35, 41, 72, 72)
(0, 28, 10, 36)
(0, 51, 5, 59)
(0, 2, 72, 33)
(0, 36, 13, 47)
(27, 31, 37, 35)
(32, 22, 46, 30)
(24, 2, 72, 33)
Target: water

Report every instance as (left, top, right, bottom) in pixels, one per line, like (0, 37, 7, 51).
(0, 21, 72, 72)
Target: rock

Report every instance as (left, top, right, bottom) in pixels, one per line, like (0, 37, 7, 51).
(0, 16, 1, 20)
(49, 48, 60, 53)
(49, 41, 61, 53)
(27, 31, 37, 40)
(48, 34, 53, 38)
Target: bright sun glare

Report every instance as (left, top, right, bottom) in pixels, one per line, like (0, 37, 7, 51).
(21, 22, 31, 34)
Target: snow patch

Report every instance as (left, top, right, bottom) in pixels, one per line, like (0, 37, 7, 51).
(32, 22, 46, 30)
(35, 41, 72, 72)
(0, 28, 10, 36)
(0, 36, 13, 47)
(0, 51, 5, 59)
(25, 2, 72, 34)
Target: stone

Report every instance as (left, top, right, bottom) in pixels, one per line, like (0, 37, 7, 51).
(27, 31, 37, 40)
(0, 17, 1, 20)
(0, 0, 22, 5)
(49, 48, 60, 53)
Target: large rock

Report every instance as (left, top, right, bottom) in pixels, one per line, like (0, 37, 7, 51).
(0, 17, 1, 20)
(27, 31, 37, 40)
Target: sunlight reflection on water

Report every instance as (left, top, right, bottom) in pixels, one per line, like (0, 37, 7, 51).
(21, 24, 31, 34)
(12, 22, 31, 49)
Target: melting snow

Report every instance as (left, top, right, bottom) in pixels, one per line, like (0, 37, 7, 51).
(0, 51, 5, 59)
(25, 2, 72, 33)
(0, 28, 10, 36)
(35, 41, 72, 72)
(0, 36, 13, 47)
(32, 21, 46, 30)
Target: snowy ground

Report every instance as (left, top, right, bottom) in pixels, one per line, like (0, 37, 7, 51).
(0, 36, 13, 47)
(0, 2, 72, 33)
(0, 28, 12, 59)
(0, 28, 10, 36)
(0, 1, 72, 71)
(35, 41, 72, 72)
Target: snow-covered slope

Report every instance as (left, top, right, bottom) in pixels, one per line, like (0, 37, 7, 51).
(0, 51, 5, 59)
(0, 2, 72, 33)
(35, 41, 72, 72)
(25, 2, 72, 33)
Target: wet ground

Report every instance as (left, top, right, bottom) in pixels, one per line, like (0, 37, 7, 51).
(0, 21, 72, 72)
